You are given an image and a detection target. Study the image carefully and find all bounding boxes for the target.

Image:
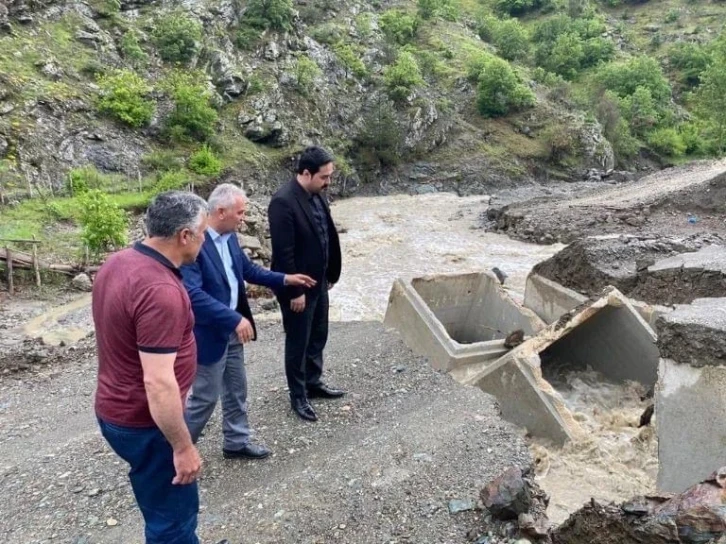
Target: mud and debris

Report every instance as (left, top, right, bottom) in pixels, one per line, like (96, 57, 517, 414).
(532, 234, 725, 304)
(485, 159, 726, 245)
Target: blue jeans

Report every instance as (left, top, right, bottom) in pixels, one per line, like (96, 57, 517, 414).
(98, 418, 200, 544)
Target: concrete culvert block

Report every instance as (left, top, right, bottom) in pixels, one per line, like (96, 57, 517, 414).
(466, 287, 659, 444)
(383, 272, 546, 372)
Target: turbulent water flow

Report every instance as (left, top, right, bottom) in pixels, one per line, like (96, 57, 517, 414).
(533, 360, 657, 524)
(328, 193, 563, 321)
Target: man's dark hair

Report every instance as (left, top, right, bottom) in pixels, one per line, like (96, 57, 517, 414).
(297, 146, 334, 176)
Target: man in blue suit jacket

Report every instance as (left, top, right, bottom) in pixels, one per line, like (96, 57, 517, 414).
(181, 184, 315, 460)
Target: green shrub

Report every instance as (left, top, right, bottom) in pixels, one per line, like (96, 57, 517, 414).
(355, 13, 373, 37)
(619, 85, 659, 137)
(414, 49, 452, 80)
(665, 8, 680, 23)
(466, 51, 495, 82)
(380, 10, 419, 45)
(142, 150, 185, 172)
(417, 0, 459, 20)
(355, 99, 403, 168)
(496, 0, 551, 16)
(97, 69, 155, 128)
(476, 57, 535, 117)
(334, 43, 368, 78)
(596, 56, 672, 104)
(668, 42, 710, 88)
(243, 0, 294, 31)
(120, 31, 148, 66)
(247, 75, 266, 95)
(66, 166, 106, 195)
(153, 170, 192, 194)
(647, 127, 686, 156)
(542, 124, 578, 163)
(678, 121, 706, 155)
(162, 72, 219, 142)
(491, 18, 531, 62)
(384, 51, 424, 101)
(78, 190, 128, 255)
(311, 23, 344, 45)
(189, 144, 222, 176)
(534, 15, 613, 77)
(236, 25, 262, 50)
(294, 56, 322, 95)
(153, 11, 202, 64)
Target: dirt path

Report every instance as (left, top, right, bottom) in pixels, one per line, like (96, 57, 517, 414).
(0, 321, 529, 544)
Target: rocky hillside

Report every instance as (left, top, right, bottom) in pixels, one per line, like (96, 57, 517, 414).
(0, 0, 724, 259)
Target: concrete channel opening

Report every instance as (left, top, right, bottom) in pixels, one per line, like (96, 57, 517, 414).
(384, 272, 546, 373)
(411, 273, 538, 344)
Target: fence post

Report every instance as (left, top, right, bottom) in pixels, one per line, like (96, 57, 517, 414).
(32, 235, 41, 287)
(6, 246, 13, 295)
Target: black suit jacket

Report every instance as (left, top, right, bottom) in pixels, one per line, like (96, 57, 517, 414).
(268, 180, 342, 301)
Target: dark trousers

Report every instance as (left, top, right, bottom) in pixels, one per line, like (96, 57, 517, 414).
(280, 283, 329, 400)
(98, 418, 200, 544)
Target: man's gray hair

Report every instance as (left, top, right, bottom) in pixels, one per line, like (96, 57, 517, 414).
(145, 191, 208, 238)
(208, 183, 247, 211)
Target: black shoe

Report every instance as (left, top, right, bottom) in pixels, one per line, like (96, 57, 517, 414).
(307, 383, 346, 399)
(223, 443, 271, 460)
(291, 397, 318, 421)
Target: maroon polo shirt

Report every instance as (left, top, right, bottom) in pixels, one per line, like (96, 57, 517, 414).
(93, 242, 197, 428)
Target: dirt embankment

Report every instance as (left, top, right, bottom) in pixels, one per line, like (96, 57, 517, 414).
(485, 159, 726, 245)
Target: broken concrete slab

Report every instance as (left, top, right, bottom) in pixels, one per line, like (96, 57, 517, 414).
(384, 272, 546, 372)
(524, 273, 589, 325)
(656, 299, 726, 492)
(656, 359, 726, 493)
(465, 288, 658, 444)
(531, 234, 723, 305)
(467, 348, 581, 445)
(656, 297, 726, 367)
(524, 272, 668, 329)
(524, 271, 669, 329)
(630, 245, 726, 305)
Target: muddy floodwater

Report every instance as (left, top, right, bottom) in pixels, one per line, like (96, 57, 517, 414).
(329, 193, 563, 320)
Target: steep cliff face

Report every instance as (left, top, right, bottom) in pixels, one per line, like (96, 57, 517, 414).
(0, 0, 626, 200)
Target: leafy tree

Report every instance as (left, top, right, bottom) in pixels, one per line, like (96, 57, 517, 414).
(384, 51, 424, 101)
(668, 42, 711, 88)
(380, 10, 419, 45)
(243, 0, 294, 31)
(153, 11, 202, 64)
(356, 98, 403, 168)
(491, 18, 531, 61)
(96, 69, 155, 128)
(294, 56, 322, 95)
(476, 57, 535, 117)
(596, 56, 672, 105)
(334, 43, 368, 78)
(695, 46, 726, 154)
(162, 72, 218, 142)
(417, 0, 459, 20)
(78, 190, 128, 255)
(619, 86, 659, 137)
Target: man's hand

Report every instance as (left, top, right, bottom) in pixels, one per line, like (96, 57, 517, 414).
(284, 274, 317, 288)
(172, 444, 201, 485)
(235, 317, 254, 343)
(328, 282, 335, 290)
(291, 294, 305, 313)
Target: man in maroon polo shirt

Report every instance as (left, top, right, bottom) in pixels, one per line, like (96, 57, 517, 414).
(93, 191, 208, 544)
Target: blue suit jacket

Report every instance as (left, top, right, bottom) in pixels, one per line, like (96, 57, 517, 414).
(180, 231, 286, 365)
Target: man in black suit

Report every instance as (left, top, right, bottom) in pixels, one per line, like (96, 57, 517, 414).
(268, 146, 345, 422)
